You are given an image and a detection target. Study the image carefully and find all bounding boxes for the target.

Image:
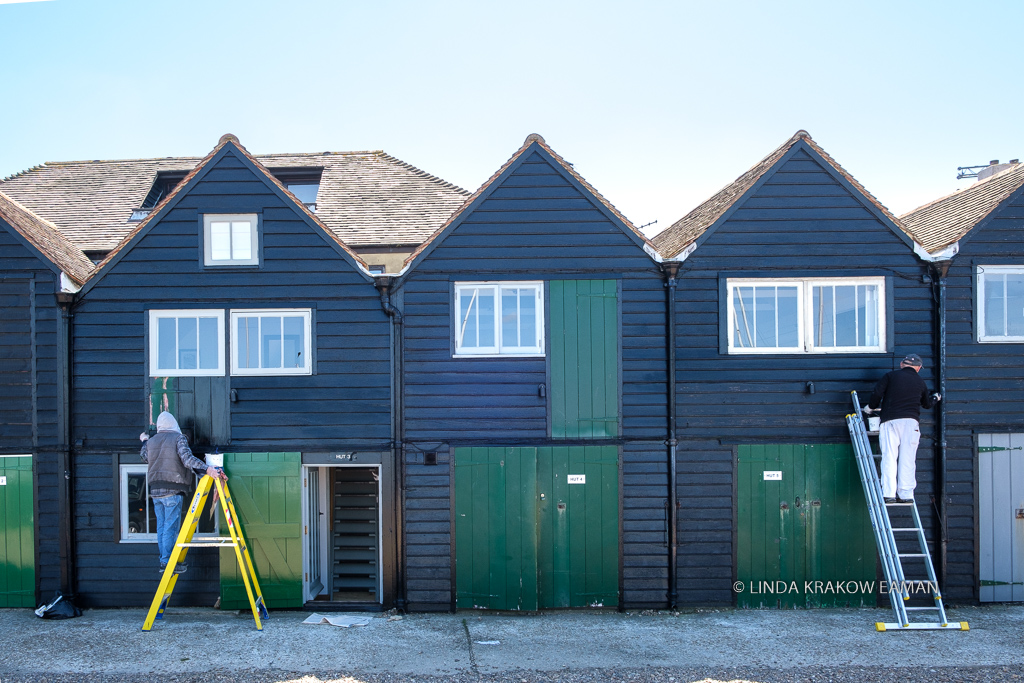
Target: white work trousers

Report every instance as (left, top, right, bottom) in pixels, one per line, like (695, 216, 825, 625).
(879, 418, 920, 499)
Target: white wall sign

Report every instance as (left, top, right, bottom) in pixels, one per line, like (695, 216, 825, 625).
(763, 471, 782, 481)
(567, 475, 586, 484)
(0, 476, 6, 486)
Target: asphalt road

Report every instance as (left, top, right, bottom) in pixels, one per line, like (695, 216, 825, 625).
(1, 605, 1022, 682)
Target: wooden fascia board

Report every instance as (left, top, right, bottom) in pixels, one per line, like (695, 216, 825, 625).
(76, 145, 234, 297)
(941, 182, 1024, 260)
(221, 145, 373, 282)
(0, 215, 65, 281)
(527, 145, 657, 262)
(395, 143, 543, 288)
(794, 140, 918, 253)
(686, 144, 804, 255)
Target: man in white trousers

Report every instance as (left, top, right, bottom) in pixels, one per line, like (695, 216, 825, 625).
(864, 354, 940, 504)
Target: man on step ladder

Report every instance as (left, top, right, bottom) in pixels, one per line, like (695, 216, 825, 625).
(141, 412, 228, 574)
(863, 354, 940, 505)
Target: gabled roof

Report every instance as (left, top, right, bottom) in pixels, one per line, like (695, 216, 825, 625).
(85, 134, 371, 291)
(901, 162, 1024, 254)
(652, 130, 907, 259)
(402, 134, 657, 271)
(0, 191, 94, 285)
(1, 148, 469, 252)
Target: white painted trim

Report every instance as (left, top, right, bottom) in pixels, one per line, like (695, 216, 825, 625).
(230, 308, 313, 375)
(0, 454, 32, 458)
(914, 241, 959, 262)
(59, 272, 81, 293)
(643, 242, 664, 263)
(669, 242, 697, 263)
(977, 266, 1024, 343)
(203, 213, 259, 266)
(148, 309, 226, 377)
(454, 281, 545, 357)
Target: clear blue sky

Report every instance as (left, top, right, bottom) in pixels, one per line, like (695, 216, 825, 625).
(1, 0, 1021, 237)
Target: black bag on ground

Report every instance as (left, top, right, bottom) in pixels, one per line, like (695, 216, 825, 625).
(34, 591, 82, 619)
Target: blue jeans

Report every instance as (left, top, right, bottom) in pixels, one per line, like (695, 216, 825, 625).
(153, 494, 184, 566)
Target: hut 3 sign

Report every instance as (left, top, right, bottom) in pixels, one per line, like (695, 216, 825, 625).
(567, 475, 586, 484)
(763, 471, 782, 481)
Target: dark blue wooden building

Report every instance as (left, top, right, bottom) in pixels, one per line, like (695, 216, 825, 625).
(391, 135, 672, 611)
(652, 131, 940, 608)
(0, 192, 94, 607)
(902, 161, 1024, 604)
(66, 135, 399, 609)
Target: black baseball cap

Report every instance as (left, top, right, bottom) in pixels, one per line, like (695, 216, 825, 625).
(901, 353, 923, 366)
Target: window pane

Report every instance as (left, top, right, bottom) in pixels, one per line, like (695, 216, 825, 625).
(861, 285, 880, 346)
(477, 290, 495, 347)
(458, 289, 479, 348)
(519, 289, 536, 347)
(127, 472, 149, 535)
(733, 287, 755, 348)
(834, 285, 858, 347)
(237, 317, 258, 368)
(813, 286, 835, 347)
(287, 183, 319, 205)
(984, 274, 1006, 337)
(754, 287, 777, 347)
(177, 317, 198, 369)
(210, 222, 231, 260)
(198, 317, 219, 370)
(261, 316, 282, 368)
(777, 287, 799, 347)
(1007, 273, 1024, 337)
(502, 288, 520, 347)
(157, 318, 176, 370)
(231, 221, 252, 261)
(283, 316, 305, 369)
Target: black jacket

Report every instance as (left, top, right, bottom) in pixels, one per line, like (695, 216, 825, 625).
(868, 366, 934, 423)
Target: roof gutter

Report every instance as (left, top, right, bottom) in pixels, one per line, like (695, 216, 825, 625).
(914, 241, 959, 263)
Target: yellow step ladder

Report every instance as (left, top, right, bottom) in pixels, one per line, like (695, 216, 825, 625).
(143, 474, 268, 630)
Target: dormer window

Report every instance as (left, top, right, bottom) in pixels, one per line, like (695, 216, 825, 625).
(270, 168, 322, 213)
(286, 182, 319, 212)
(203, 214, 260, 266)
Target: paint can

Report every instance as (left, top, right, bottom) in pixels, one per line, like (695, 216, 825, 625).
(867, 416, 881, 432)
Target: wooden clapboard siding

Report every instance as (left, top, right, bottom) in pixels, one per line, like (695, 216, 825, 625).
(940, 183, 1024, 602)
(399, 145, 666, 610)
(70, 149, 392, 607)
(672, 147, 934, 606)
(0, 219, 67, 601)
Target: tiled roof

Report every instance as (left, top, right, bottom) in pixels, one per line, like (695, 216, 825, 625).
(0, 191, 94, 284)
(1, 148, 469, 252)
(900, 162, 1024, 253)
(91, 135, 371, 275)
(652, 130, 904, 259)
(404, 134, 654, 267)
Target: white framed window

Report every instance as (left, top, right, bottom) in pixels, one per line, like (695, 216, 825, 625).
(119, 464, 218, 542)
(231, 309, 312, 375)
(978, 266, 1024, 342)
(454, 281, 544, 356)
(148, 309, 225, 376)
(727, 277, 885, 354)
(203, 213, 259, 266)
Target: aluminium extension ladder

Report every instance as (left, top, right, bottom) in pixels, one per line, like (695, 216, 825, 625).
(143, 474, 269, 631)
(846, 391, 967, 631)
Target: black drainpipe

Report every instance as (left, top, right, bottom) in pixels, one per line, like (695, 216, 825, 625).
(375, 276, 406, 611)
(931, 262, 950, 588)
(662, 262, 681, 609)
(55, 288, 77, 598)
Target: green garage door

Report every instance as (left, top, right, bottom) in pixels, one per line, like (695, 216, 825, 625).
(737, 444, 874, 608)
(455, 445, 618, 610)
(0, 455, 34, 607)
(220, 452, 303, 609)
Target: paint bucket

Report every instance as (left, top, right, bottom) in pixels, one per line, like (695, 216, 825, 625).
(205, 453, 224, 468)
(867, 416, 881, 432)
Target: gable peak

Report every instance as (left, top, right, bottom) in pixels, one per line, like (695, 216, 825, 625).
(524, 133, 546, 146)
(218, 133, 242, 146)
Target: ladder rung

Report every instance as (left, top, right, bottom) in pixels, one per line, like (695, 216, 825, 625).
(178, 541, 237, 547)
(904, 606, 941, 611)
(898, 553, 928, 558)
(885, 501, 915, 506)
(891, 528, 921, 532)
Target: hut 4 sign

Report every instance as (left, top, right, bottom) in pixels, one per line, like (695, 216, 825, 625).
(567, 475, 586, 484)
(763, 471, 782, 481)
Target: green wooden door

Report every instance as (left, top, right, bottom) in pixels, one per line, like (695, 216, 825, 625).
(454, 447, 538, 610)
(737, 444, 875, 608)
(0, 455, 34, 607)
(220, 452, 303, 608)
(550, 280, 619, 439)
(454, 446, 619, 610)
(537, 445, 619, 608)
